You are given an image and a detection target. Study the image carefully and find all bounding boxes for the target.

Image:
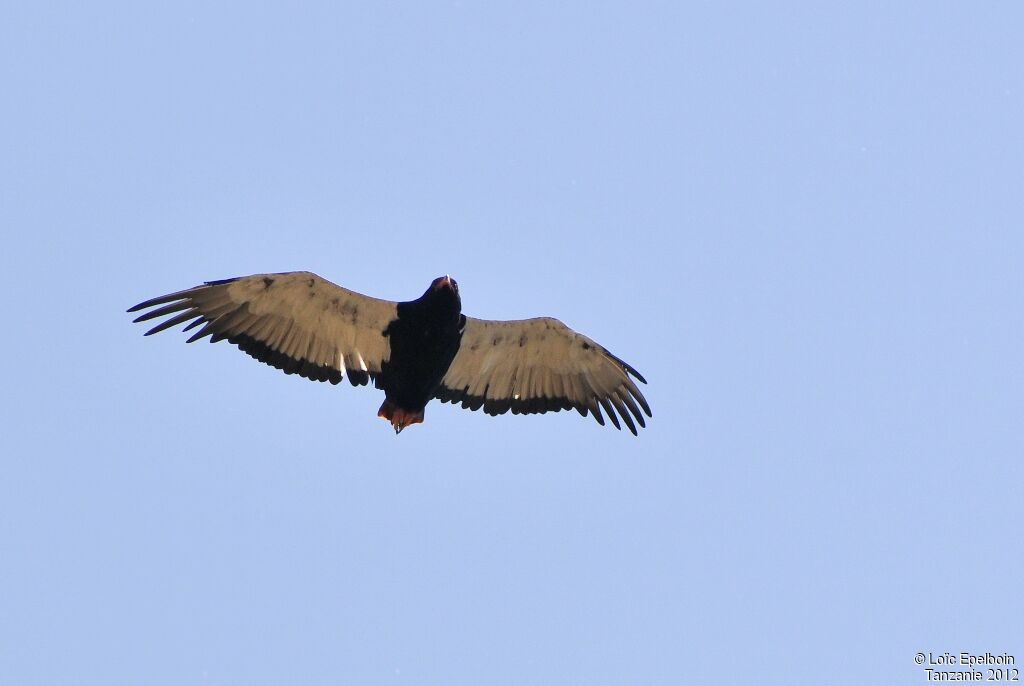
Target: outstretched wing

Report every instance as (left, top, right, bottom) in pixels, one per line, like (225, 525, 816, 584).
(435, 317, 652, 435)
(128, 271, 396, 386)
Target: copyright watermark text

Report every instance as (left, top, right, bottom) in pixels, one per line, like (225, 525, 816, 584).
(914, 653, 1018, 682)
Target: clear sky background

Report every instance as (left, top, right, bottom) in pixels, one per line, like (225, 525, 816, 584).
(1, 3, 1021, 685)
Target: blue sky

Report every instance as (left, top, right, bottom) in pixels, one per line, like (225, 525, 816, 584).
(2, 2, 1021, 684)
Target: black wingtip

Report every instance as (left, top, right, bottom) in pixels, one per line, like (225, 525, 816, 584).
(185, 323, 215, 343)
(126, 292, 189, 313)
(623, 362, 647, 384)
(598, 397, 621, 431)
(603, 348, 647, 384)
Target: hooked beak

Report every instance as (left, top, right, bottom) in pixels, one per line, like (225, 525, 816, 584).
(432, 275, 454, 292)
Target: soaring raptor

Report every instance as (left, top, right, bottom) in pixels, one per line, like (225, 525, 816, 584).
(129, 272, 652, 434)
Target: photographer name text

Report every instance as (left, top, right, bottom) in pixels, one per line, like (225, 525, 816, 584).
(914, 653, 1017, 682)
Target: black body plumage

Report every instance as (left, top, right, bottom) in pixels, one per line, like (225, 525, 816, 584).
(379, 278, 466, 416)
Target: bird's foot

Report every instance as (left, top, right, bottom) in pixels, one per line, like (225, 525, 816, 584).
(377, 400, 424, 434)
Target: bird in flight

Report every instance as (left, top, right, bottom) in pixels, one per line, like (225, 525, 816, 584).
(128, 272, 652, 434)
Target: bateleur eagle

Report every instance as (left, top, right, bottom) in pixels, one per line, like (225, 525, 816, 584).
(128, 272, 652, 434)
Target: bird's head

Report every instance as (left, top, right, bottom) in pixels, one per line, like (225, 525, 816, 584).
(417, 274, 462, 321)
(430, 274, 459, 294)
